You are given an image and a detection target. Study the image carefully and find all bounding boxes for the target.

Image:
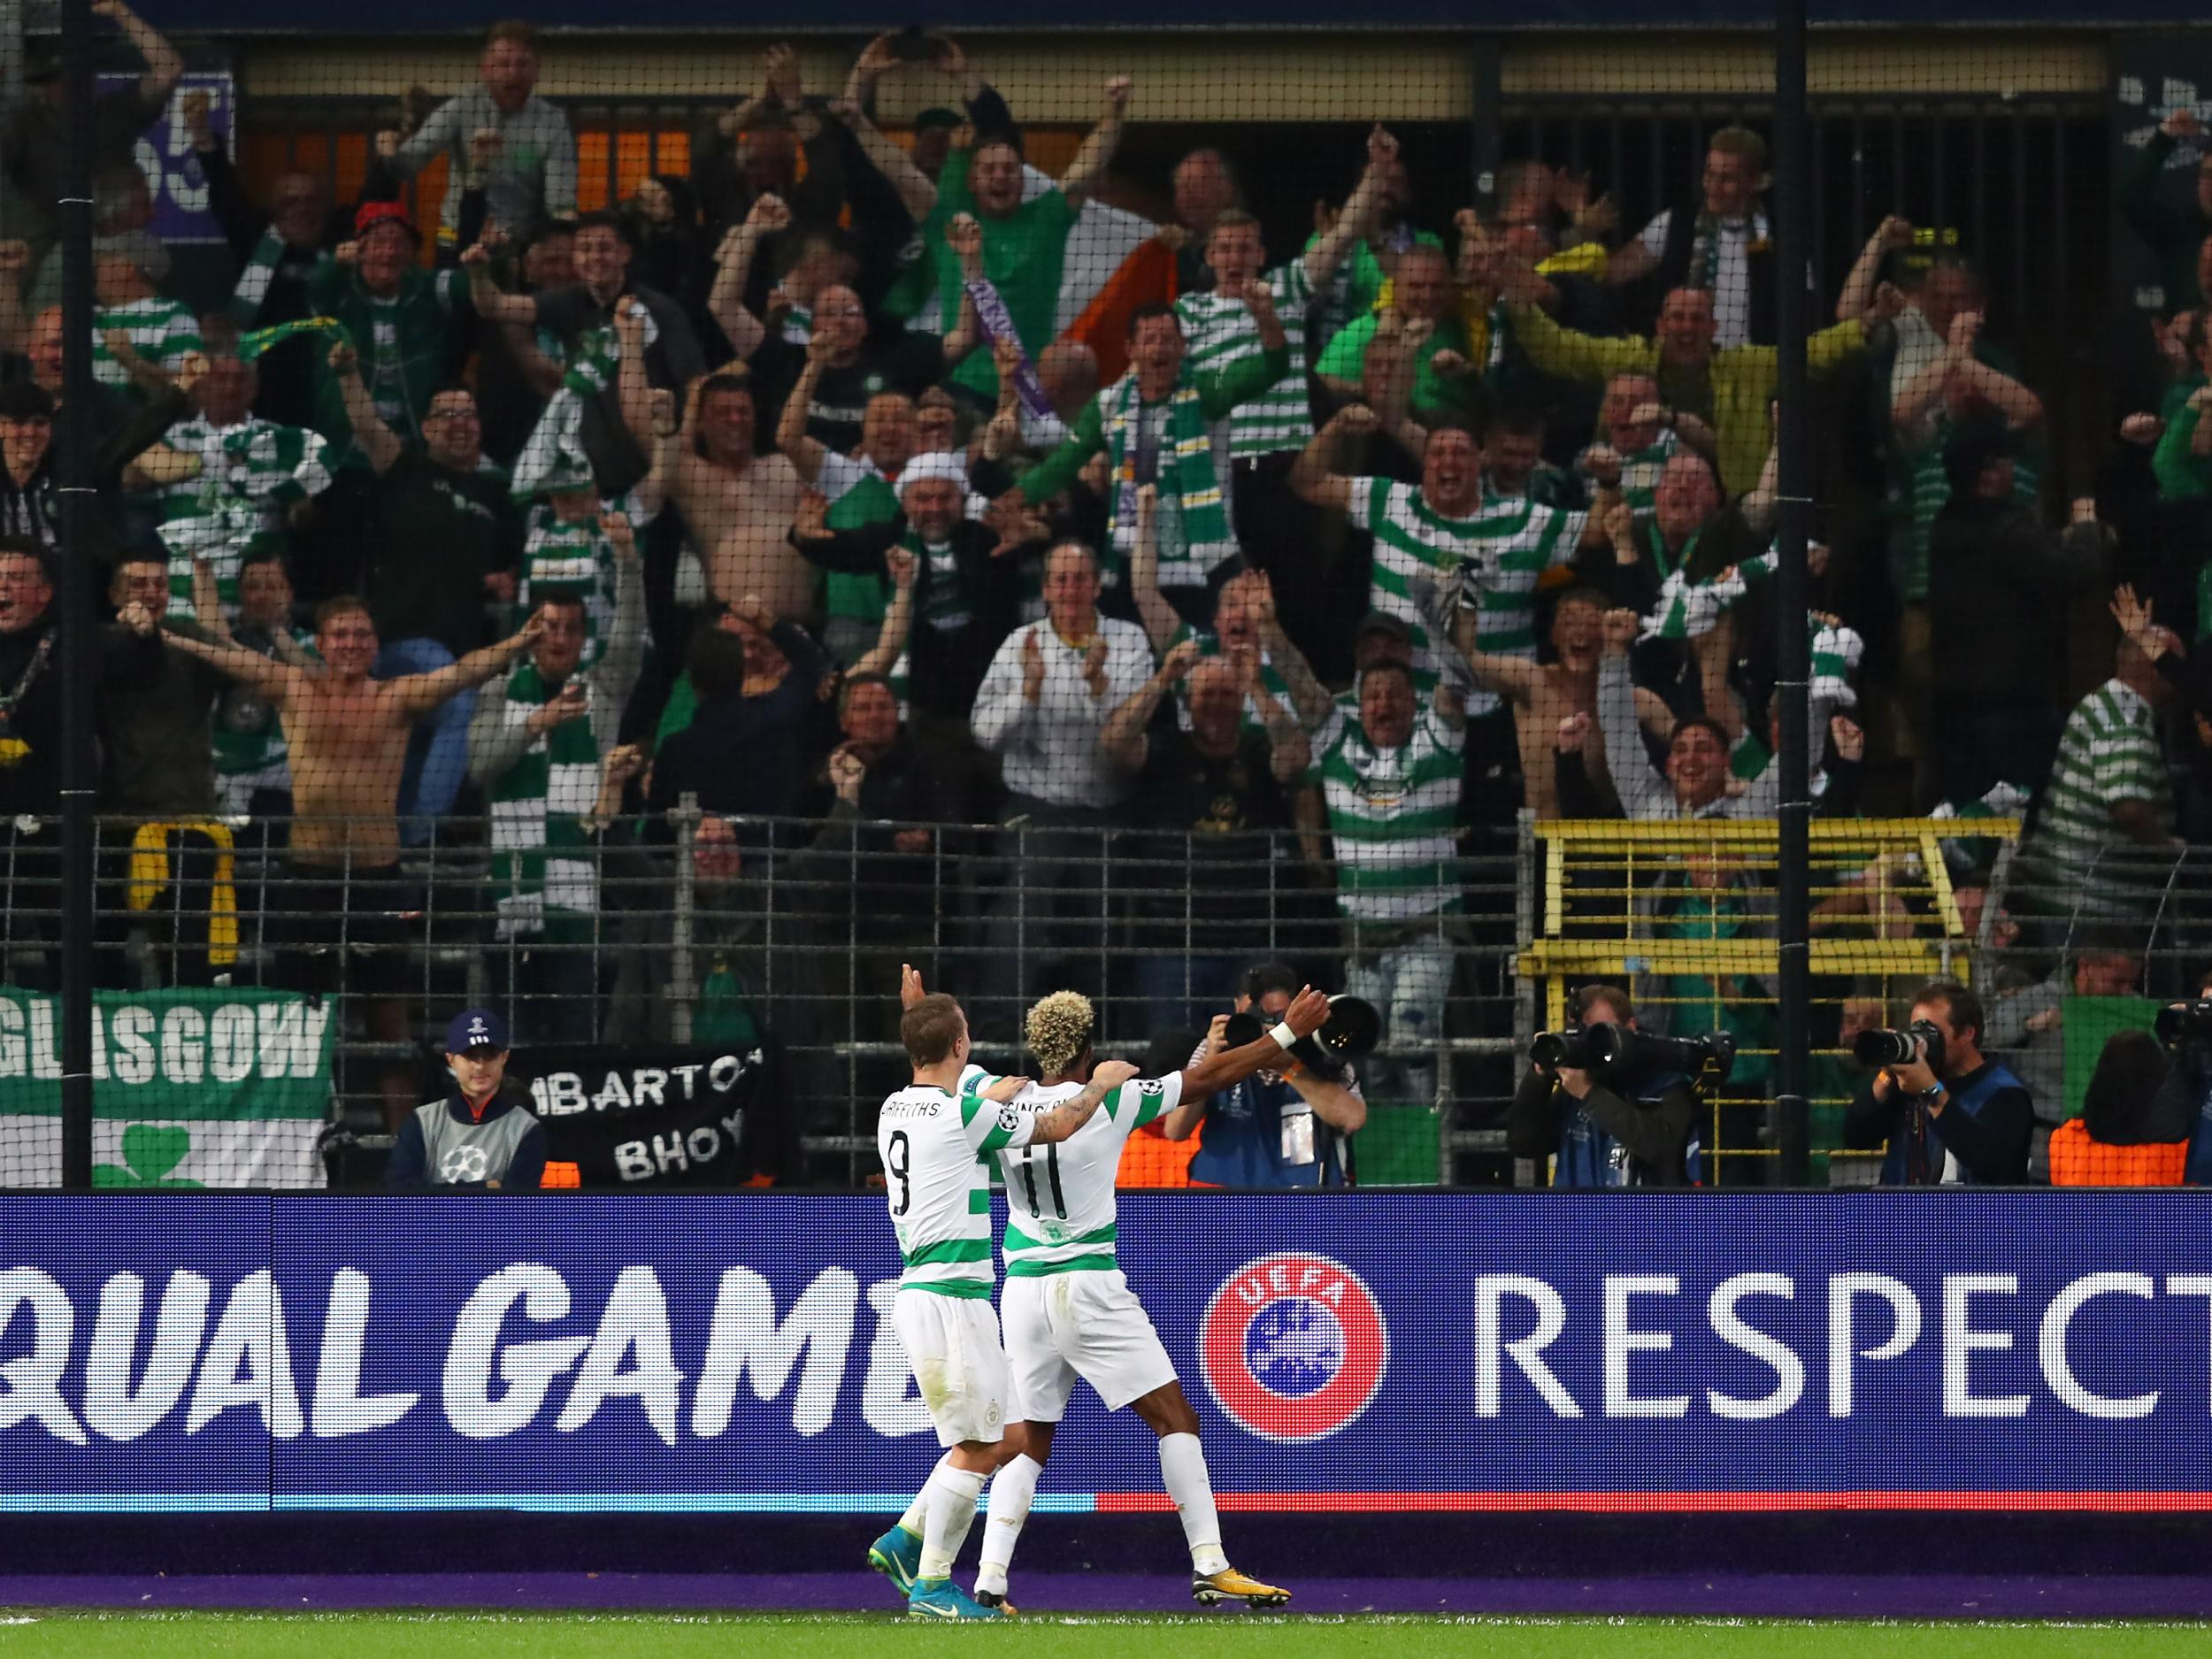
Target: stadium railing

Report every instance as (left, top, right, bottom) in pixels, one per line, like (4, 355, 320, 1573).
(0, 807, 1532, 1189)
(18, 813, 2208, 1193)
(1507, 815, 2021, 1188)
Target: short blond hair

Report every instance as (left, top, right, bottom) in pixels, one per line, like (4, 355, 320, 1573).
(1708, 125, 1768, 174)
(1026, 991, 1095, 1076)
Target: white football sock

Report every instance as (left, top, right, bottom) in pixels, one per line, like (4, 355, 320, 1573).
(975, 1452, 1043, 1595)
(918, 1463, 986, 1583)
(897, 1453, 955, 1535)
(1158, 1432, 1228, 1575)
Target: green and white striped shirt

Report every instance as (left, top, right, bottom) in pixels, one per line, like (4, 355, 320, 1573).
(1347, 477, 1584, 715)
(155, 417, 334, 618)
(2025, 679, 2176, 899)
(1309, 697, 1466, 922)
(879, 1067, 1033, 1299)
(93, 296, 202, 393)
(1175, 261, 1316, 458)
(996, 1071, 1181, 1277)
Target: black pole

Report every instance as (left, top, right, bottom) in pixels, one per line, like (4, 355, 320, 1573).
(1468, 35, 1504, 217)
(56, 0, 96, 1191)
(1770, 0, 1812, 1188)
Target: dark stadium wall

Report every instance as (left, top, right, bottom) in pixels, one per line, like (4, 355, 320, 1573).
(131, 0, 2206, 30)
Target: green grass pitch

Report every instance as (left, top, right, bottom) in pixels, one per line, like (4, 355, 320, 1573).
(0, 1612, 2208, 1657)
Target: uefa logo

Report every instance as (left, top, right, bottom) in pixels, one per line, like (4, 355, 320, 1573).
(1197, 1251, 1388, 1443)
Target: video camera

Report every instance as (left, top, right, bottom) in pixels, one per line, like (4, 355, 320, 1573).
(1852, 1018, 1945, 1075)
(2154, 1002, 2212, 1049)
(1527, 1022, 1736, 1088)
(1221, 994, 1381, 1083)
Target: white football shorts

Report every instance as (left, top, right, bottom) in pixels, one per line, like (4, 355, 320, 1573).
(1002, 1267, 1179, 1421)
(892, 1287, 1010, 1448)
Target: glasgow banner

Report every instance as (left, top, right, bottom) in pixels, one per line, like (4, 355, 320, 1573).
(0, 988, 331, 1189)
(0, 1193, 2208, 1512)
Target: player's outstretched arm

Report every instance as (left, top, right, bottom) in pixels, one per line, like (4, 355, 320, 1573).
(1028, 1060, 1141, 1146)
(1177, 985, 1331, 1101)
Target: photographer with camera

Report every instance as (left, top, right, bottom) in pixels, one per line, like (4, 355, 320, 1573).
(1842, 979, 2032, 1186)
(1157, 963, 1367, 1188)
(1509, 985, 1701, 1187)
(2147, 972, 2212, 1186)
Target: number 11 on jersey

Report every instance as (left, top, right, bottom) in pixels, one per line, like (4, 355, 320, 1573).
(1015, 1143, 1066, 1219)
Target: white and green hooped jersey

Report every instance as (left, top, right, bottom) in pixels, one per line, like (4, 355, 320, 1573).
(156, 417, 334, 618)
(995, 1071, 1184, 1278)
(1175, 260, 1317, 459)
(878, 1071, 1037, 1300)
(93, 296, 203, 392)
(1309, 698, 1467, 922)
(1348, 476, 1584, 715)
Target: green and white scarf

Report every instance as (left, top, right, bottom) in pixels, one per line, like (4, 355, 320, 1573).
(1641, 535, 1810, 643)
(905, 528, 974, 636)
(518, 502, 618, 665)
(1106, 372, 1235, 584)
(228, 232, 335, 326)
(1907, 783, 2030, 881)
(1725, 613, 1865, 782)
(511, 326, 618, 502)
(1643, 556, 1751, 641)
(488, 660, 603, 938)
(1685, 211, 1766, 293)
(1809, 614, 1863, 708)
(1610, 427, 1683, 511)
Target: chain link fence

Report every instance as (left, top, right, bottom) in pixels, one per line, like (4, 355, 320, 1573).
(0, 6, 2197, 1191)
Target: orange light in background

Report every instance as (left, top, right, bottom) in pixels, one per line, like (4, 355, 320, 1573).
(576, 130, 611, 211)
(612, 129, 654, 205)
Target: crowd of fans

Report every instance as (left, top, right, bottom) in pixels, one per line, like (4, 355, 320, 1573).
(6, 13, 2212, 1180)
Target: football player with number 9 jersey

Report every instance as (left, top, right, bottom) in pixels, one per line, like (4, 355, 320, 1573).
(867, 983, 1136, 1621)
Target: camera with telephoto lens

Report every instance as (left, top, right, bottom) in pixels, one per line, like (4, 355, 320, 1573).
(1220, 994, 1380, 1083)
(1852, 1018, 1946, 1075)
(2154, 1002, 2212, 1049)
(1529, 1027, 1598, 1071)
(1528, 1022, 1737, 1087)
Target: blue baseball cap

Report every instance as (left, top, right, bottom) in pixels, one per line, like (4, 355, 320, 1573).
(446, 1008, 511, 1055)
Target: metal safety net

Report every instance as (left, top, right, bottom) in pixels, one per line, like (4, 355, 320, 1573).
(0, 5, 2191, 1194)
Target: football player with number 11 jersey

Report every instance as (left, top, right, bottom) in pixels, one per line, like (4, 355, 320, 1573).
(870, 970, 1331, 1617)
(870, 984, 1134, 1620)
(978, 986, 1331, 1611)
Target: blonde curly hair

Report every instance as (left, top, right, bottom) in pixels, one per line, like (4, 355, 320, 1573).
(1025, 990, 1096, 1076)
